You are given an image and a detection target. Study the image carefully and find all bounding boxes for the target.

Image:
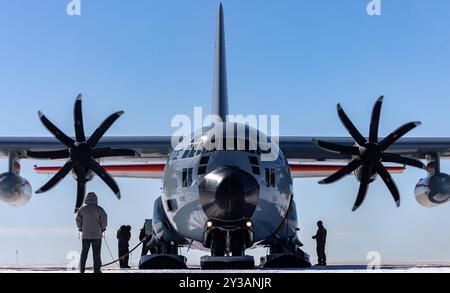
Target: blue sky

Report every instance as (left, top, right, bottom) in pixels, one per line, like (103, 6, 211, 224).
(0, 0, 450, 266)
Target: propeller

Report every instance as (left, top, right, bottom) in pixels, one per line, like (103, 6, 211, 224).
(313, 96, 426, 211)
(27, 94, 136, 212)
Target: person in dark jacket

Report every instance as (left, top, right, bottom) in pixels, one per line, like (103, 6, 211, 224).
(312, 220, 327, 266)
(76, 192, 108, 273)
(139, 225, 150, 256)
(117, 225, 132, 268)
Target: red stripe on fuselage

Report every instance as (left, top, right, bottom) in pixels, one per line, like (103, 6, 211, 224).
(289, 164, 405, 173)
(34, 164, 166, 173)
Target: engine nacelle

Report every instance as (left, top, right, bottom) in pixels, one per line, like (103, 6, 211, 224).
(0, 173, 32, 207)
(415, 173, 450, 208)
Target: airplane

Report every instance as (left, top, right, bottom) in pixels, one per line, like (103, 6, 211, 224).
(1, 3, 450, 269)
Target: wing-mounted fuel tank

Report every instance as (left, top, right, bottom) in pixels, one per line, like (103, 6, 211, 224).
(415, 155, 450, 207)
(0, 152, 32, 206)
(149, 197, 187, 246)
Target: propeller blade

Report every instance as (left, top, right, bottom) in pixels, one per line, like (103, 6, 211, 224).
(382, 153, 426, 169)
(352, 165, 371, 211)
(375, 163, 400, 207)
(92, 148, 136, 159)
(75, 180, 86, 213)
(35, 160, 73, 193)
(38, 112, 75, 148)
(86, 159, 121, 199)
(379, 121, 421, 150)
(74, 94, 86, 142)
(369, 96, 383, 143)
(319, 159, 362, 184)
(74, 167, 87, 213)
(337, 104, 367, 146)
(313, 139, 359, 155)
(87, 111, 124, 147)
(27, 149, 69, 160)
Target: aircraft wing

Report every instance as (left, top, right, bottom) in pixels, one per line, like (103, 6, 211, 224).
(0, 133, 445, 181)
(5, 135, 450, 160)
(3, 135, 447, 181)
(0, 136, 173, 161)
(2, 135, 450, 163)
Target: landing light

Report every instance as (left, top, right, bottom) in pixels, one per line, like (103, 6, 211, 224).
(207, 220, 213, 228)
(246, 221, 253, 228)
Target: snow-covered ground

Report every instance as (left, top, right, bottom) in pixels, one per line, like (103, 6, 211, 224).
(2, 263, 450, 273)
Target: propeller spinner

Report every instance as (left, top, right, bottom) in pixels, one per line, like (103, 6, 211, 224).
(314, 96, 426, 211)
(28, 94, 136, 212)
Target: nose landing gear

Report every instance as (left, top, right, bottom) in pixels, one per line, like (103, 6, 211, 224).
(202, 220, 255, 269)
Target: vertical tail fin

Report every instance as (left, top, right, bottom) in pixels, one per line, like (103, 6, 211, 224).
(212, 3, 229, 122)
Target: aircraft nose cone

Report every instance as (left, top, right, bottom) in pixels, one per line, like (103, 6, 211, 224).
(199, 167, 259, 221)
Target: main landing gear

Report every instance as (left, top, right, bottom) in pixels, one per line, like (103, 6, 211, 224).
(260, 237, 312, 269)
(139, 239, 187, 270)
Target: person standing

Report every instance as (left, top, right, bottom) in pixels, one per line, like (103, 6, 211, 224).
(312, 220, 327, 266)
(139, 225, 150, 256)
(117, 225, 132, 268)
(76, 192, 108, 273)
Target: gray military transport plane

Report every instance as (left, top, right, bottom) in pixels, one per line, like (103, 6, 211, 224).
(1, 4, 450, 269)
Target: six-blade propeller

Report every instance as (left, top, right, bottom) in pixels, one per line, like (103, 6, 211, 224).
(313, 96, 426, 211)
(27, 94, 136, 212)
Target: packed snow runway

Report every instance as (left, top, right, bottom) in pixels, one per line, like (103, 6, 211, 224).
(2, 263, 450, 273)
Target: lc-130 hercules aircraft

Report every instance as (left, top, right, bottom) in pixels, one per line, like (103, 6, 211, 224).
(1, 4, 450, 269)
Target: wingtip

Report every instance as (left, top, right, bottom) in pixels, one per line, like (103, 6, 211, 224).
(337, 103, 343, 111)
(352, 205, 359, 212)
(117, 111, 125, 116)
(116, 192, 121, 200)
(35, 189, 43, 194)
(395, 200, 401, 208)
(377, 95, 384, 102)
(312, 138, 320, 145)
(76, 94, 83, 101)
(318, 179, 327, 185)
(38, 111, 43, 118)
(415, 121, 422, 127)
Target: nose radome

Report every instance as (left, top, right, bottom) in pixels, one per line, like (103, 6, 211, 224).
(199, 167, 259, 221)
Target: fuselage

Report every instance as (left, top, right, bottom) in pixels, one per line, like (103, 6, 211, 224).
(161, 122, 293, 246)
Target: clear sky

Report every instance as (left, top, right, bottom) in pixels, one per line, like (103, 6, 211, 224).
(0, 0, 450, 267)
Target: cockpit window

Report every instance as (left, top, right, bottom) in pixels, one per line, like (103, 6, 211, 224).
(182, 168, 193, 187)
(179, 144, 203, 159)
(181, 148, 190, 159)
(200, 156, 210, 165)
(265, 168, 276, 188)
(198, 154, 210, 176)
